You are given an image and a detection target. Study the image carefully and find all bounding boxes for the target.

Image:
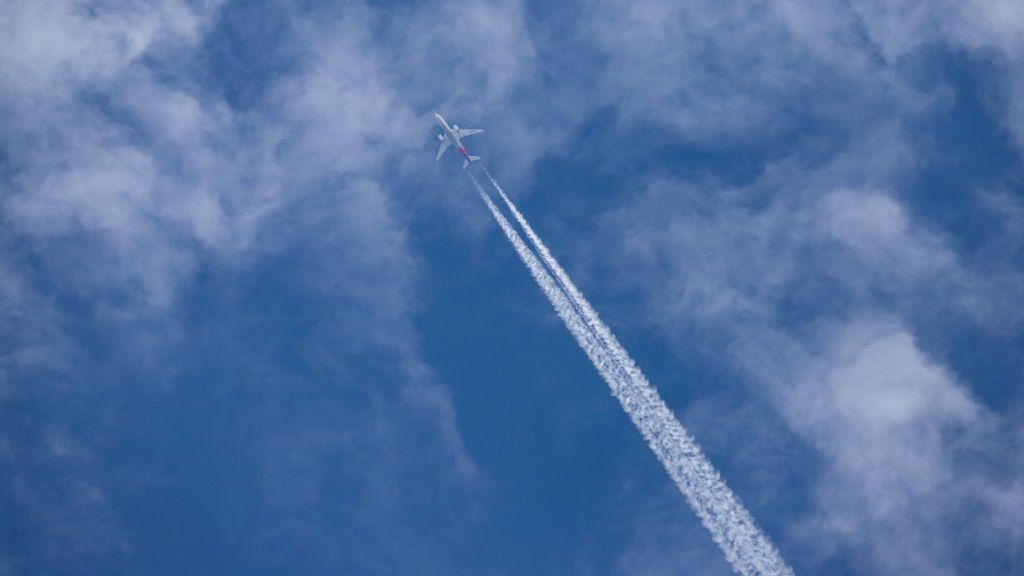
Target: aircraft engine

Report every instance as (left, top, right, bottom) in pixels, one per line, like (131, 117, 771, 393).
(437, 133, 444, 140)
(453, 124, 459, 130)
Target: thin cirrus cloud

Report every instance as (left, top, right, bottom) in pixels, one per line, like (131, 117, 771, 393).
(0, 1, 517, 572)
(579, 2, 1024, 572)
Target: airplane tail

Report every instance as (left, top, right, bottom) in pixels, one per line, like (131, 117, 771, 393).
(463, 155, 480, 170)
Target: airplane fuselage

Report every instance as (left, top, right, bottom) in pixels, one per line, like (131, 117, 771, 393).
(435, 113, 471, 161)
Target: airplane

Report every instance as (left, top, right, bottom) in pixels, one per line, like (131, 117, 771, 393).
(434, 113, 483, 169)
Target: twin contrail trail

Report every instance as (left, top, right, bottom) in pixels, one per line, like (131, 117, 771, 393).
(471, 169, 793, 576)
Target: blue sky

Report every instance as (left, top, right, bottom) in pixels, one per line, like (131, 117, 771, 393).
(1, 1, 1023, 574)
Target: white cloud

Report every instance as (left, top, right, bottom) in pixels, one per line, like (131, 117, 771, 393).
(0, 1, 226, 310)
(733, 317, 1023, 575)
(583, 0, 936, 145)
(597, 160, 1023, 572)
(0, 1, 511, 571)
(0, 0, 213, 98)
(590, 141, 1024, 575)
(581, 0, 1024, 163)
(850, 0, 1024, 151)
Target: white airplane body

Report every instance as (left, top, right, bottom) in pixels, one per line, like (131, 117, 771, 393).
(435, 113, 483, 169)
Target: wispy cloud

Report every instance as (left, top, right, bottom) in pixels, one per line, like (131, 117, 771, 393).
(588, 90, 1024, 576)
(2, 0, 1023, 574)
(0, 2, 494, 572)
(478, 170, 793, 575)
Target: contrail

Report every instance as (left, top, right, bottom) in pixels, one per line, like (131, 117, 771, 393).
(477, 168, 793, 576)
(469, 173, 626, 383)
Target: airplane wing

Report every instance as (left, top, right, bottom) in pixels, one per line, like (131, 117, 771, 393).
(455, 128, 484, 139)
(435, 138, 451, 161)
